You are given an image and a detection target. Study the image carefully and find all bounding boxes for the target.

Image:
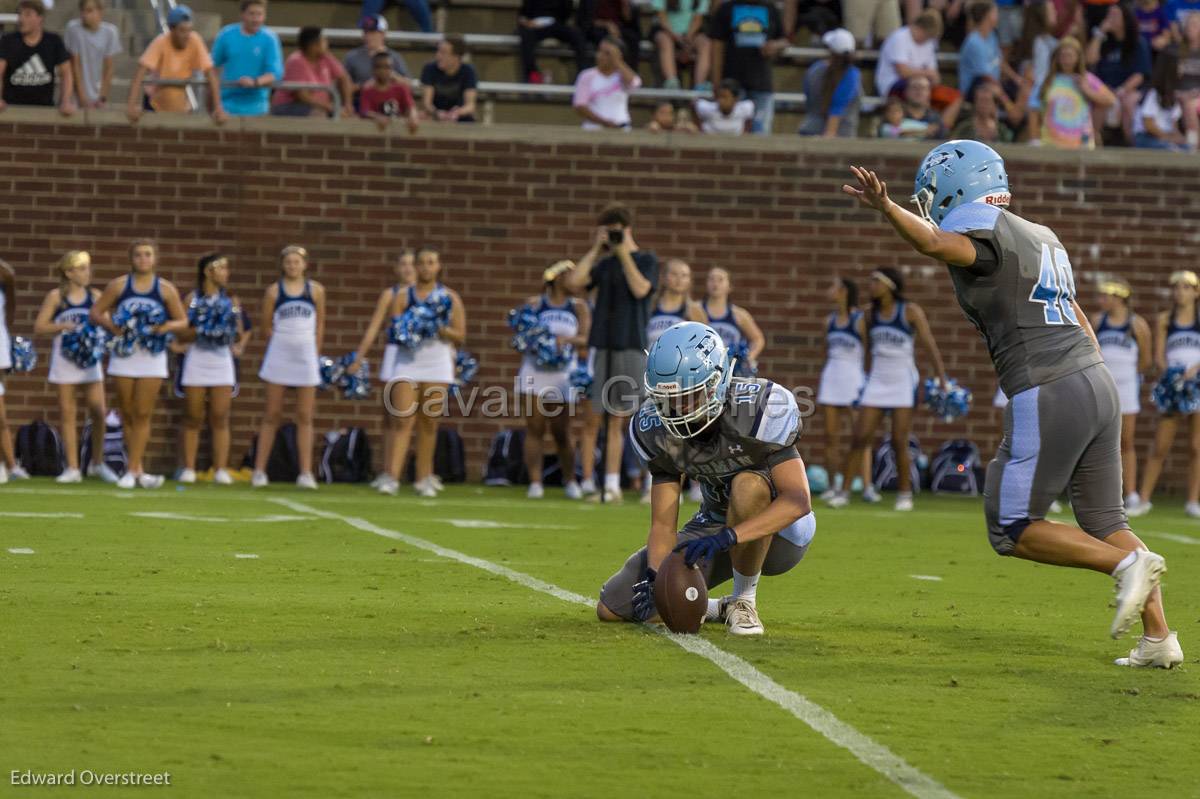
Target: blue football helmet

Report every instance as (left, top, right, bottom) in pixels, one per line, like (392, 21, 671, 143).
(912, 140, 1009, 226)
(644, 321, 733, 439)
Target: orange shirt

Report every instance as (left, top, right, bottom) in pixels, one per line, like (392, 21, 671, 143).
(139, 30, 213, 112)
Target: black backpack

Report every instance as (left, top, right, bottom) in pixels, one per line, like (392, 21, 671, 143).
(242, 423, 300, 482)
(929, 439, 983, 495)
(15, 420, 64, 476)
(319, 427, 372, 483)
(483, 428, 527, 485)
(872, 435, 924, 493)
(80, 410, 128, 477)
(404, 427, 467, 484)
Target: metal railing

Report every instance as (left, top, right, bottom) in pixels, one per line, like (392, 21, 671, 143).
(139, 78, 346, 118)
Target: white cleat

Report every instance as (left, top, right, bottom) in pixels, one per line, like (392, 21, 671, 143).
(564, 480, 583, 500)
(213, 468, 234, 485)
(1115, 632, 1184, 669)
(177, 468, 197, 484)
(726, 598, 765, 636)
(1186, 502, 1200, 519)
(138, 473, 164, 489)
(116, 471, 136, 490)
(296, 473, 318, 490)
(1111, 551, 1167, 639)
(862, 486, 882, 504)
(88, 462, 120, 483)
(826, 492, 849, 509)
(10, 465, 30, 480)
(894, 494, 914, 512)
(55, 468, 83, 484)
(251, 470, 269, 488)
(527, 482, 545, 499)
(1126, 499, 1152, 518)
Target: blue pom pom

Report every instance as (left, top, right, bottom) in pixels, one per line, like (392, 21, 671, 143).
(729, 340, 757, 378)
(1152, 367, 1200, 413)
(924, 377, 972, 422)
(508, 305, 573, 369)
(110, 304, 170, 356)
(390, 289, 452, 349)
(569, 360, 593, 393)
(61, 322, 110, 369)
(188, 294, 238, 349)
(452, 350, 478, 397)
(320, 353, 371, 399)
(9, 336, 36, 373)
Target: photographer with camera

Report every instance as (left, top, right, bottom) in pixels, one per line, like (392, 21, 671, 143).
(566, 203, 658, 503)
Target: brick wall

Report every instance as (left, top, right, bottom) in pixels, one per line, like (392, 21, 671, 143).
(1, 110, 1197, 492)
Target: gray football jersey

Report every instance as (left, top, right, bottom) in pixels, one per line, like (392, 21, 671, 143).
(629, 377, 802, 515)
(941, 203, 1103, 397)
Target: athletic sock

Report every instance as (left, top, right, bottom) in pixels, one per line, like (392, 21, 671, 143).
(1112, 551, 1138, 577)
(897, 491, 913, 501)
(732, 568, 760, 604)
(705, 598, 722, 621)
(604, 472, 620, 492)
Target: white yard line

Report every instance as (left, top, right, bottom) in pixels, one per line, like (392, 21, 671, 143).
(1142, 530, 1200, 546)
(7, 547, 35, 554)
(442, 519, 578, 530)
(272, 497, 959, 799)
(129, 512, 314, 524)
(0, 512, 84, 518)
(909, 575, 943, 582)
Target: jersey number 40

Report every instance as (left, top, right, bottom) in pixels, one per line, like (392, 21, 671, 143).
(1029, 243, 1080, 326)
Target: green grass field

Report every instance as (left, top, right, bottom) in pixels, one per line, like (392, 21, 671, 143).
(2, 480, 1198, 798)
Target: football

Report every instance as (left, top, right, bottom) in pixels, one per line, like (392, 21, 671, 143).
(654, 551, 709, 634)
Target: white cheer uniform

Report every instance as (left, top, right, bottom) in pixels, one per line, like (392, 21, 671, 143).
(48, 289, 104, 385)
(259, 280, 320, 387)
(1166, 312, 1200, 415)
(181, 290, 237, 388)
(516, 295, 579, 402)
(1096, 312, 1141, 415)
(390, 284, 455, 384)
(0, 284, 10, 395)
(817, 310, 866, 407)
(107, 275, 169, 379)
(859, 302, 919, 409)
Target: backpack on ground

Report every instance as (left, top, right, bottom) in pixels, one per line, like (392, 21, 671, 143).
(872, 435, 925, 493)
(483, 428, 527, 485)
(15, 420, 64, 476)
(242, 423, 300, 482)
(80, 409, 128, 477)
(404, 428, 467, 484)
(318, 427, 372, 484)
(929, 439, 983, 495)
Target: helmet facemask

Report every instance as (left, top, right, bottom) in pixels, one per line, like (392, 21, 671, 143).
(646, 364, 727, 439)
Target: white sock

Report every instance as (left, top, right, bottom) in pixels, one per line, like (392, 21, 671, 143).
(604, 472, 620, 492)
(897, 491, 913, 501)
(1112, 551, 1137, 576)
(732, 568, 760, 604)
(705, 598, 722, 621)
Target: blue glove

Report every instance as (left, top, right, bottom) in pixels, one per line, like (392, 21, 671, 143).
(674, 527, 738, 568)
(631, 568, 656, 621)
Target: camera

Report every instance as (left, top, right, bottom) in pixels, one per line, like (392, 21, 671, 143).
(607, 228, 624, 246)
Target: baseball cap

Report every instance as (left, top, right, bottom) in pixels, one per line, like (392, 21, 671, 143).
(167, 4, 193, 27)
(361, 13, 388, 33)
(821, 28, 855, 55)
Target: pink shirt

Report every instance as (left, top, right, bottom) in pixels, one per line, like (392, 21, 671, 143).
(272, 51, 345, 107)
(572, 67, 642, 130)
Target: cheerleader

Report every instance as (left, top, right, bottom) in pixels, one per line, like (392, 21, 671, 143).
(517, 260, 590, 499)
(253, 245, 325, 489)
(1092, 279, 1151, 508)
(646, 258, 705, 347)
(816, 277, 867, 501)
(827, 267, 947, 512)
(177, 253, 252, 484)
(702, 267, 764, 371)
(349, 249, 415, 489)
(378, 247, 466, 498)
(0, 258, 26, 484)
(90, 240, 188, 489)
(32, 252, 115, 483)
(1130, 270, 1200, 517)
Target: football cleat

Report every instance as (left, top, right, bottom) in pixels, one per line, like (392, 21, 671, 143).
(1111, 551, 1167, 639)
(1115, 632, 1184, 669)
(726, 598, 764, 636)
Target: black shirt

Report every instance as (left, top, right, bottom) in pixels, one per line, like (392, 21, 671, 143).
(709, 0, 783, 93)
(0, 31, 70, 106)
(419, 61, 479, 112)
(587, 250, 659, 350)
(519, 0, 573, 22)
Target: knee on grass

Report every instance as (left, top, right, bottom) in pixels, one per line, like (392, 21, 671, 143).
(596, 601, 623, 622)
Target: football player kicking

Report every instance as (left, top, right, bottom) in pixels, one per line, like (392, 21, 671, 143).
(844, 140, 1182, 668)
(595, 321, 816, 635)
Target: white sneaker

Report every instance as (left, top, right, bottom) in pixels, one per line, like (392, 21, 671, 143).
(116, 471, 136, 489)
(826, 492, 849, 509)
(687, 484, 702, 503)
(296, 473, 318, 490)
(1115, 632, 1184, 669)
(10, 465, 29, 480)
(1048, 499, 1064, 513)
(894, 494, 914, 512)
(527, 482, 545, 499)
(377, 477, 399, 496)
(138, 473, 164, 489)
(1127, 499, 1152, 518)
(819, 488, 838, 502)
(1186, 502, 1200, 519)
(251, 470, 269, 488)
(862, 486, 882, 503)
(88, 462, 120, 483)
(564, 480, 583, 500)
(429, 475, 445, 492)
(56, 468, 83, 484)
(580, 477, 597, 495)
(369, 474, 385, 489)
(1111, 551, 1167, 639)
(177, 468, 197, 484)
(213, 468, 234, 485)
(726, 598, 765, 636)
(415, 479, 438, 498)
(588, 486, 623, 503)
(1124, 492, 1141, 510)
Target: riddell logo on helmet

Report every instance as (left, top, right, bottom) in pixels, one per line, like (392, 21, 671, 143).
(984, 193, 1011, 206)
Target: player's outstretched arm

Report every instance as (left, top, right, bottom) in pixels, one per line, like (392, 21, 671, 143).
(842, 166, 978, 267)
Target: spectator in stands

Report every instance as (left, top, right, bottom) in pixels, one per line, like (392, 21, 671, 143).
(1134, 0, 1172, 52)
(995, 0, 1024, 52)
(959, 1, 1023, 96)
(65, 0, 121, 110)
(360, 50, 419, 132)
(360, 0, 433, 34)
(518, 0, 589, 83)
(271, 27, 354, 118)
(344, 14, 408, 91)
(952, 74, 1025, 139)
(647, 99, 699, 131)
(924, 0, 968, 47)
(212, 0, 283, 117)
(1013, 0, 1059, 134)
(1049, 0, 1083, 38)
(649, 0, 705, 88)
(898, 73, 946, 136)
(843, 0, 901, 46)
(581, 0, 644, 72)
(798, 27, 862, 136)
(1087, 2, 1151, 144)
(1168, 0, 1200, 38)
(127, 5, 226, 123)
(876, 10, 963, 129)
(694, 78, 755, 133)
(420, 36, 478, 122)
(572, 36, 640, 129)
(710, 0, 789, 134)
(0, 0, 75, 114)
(1039, 35, 1115, 147)
(1133, 50, 1188, 146)
(1176, 12, 1200, 145)
(877, 93, 930, 135)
